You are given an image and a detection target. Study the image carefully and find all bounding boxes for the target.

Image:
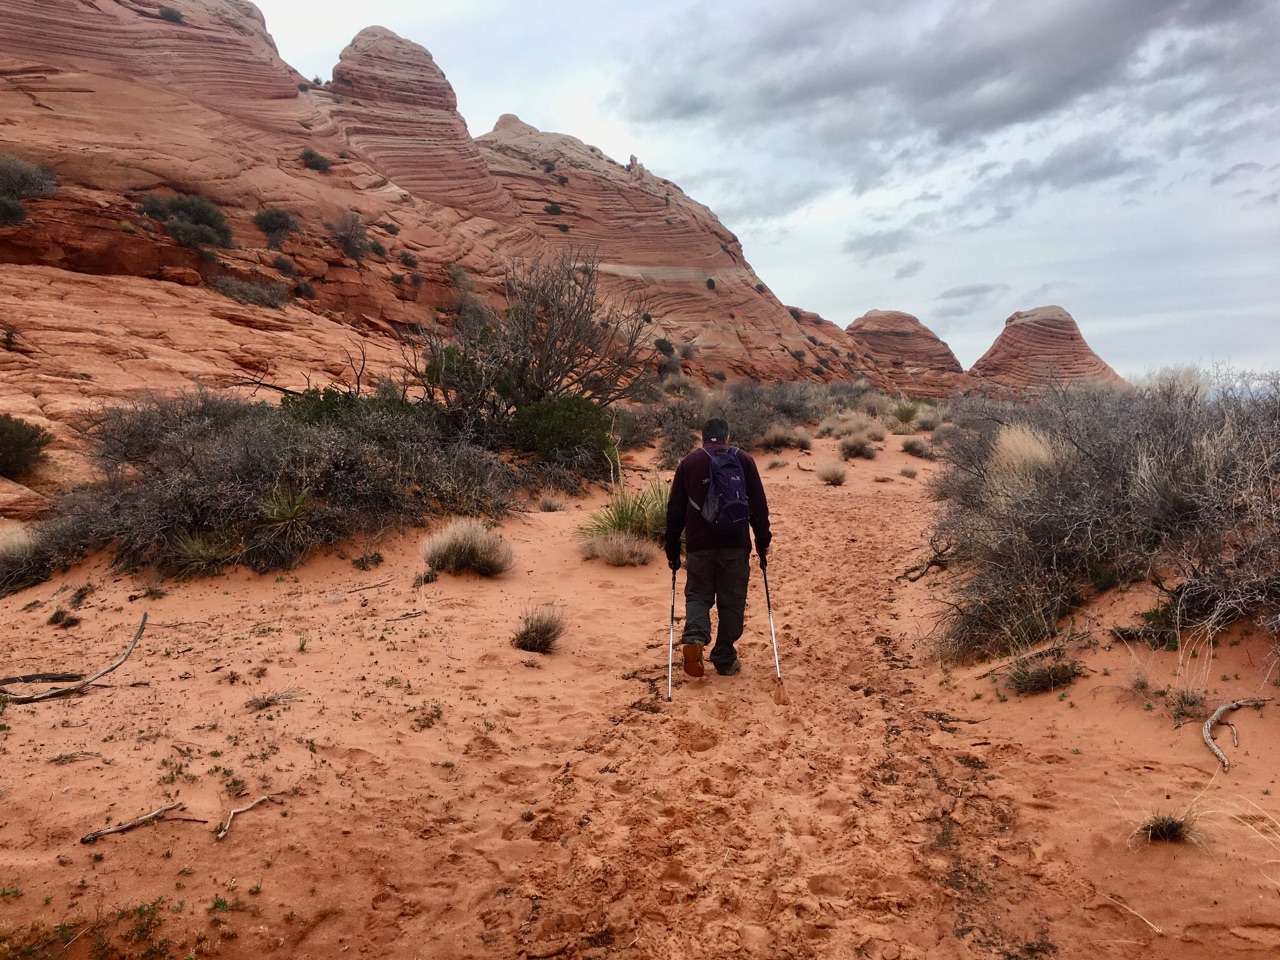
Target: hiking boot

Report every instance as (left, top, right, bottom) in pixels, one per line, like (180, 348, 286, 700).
(682, 642, 705, 678)
(715, 658, 741, 677)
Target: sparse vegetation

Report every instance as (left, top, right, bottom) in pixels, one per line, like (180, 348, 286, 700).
(1006, 655, 1083, 695)
(421, 519, 514, 577)
(158, 6, 183, 23)
(1134, 812, 1191, 843)
(300, 147, 331, 172)
(759, 424, 812, 452)
(138, 193, 233, 249)
(901, 436, 933, 459)
(580, 532, 656, 566)
(253, 208, 299, 249)
(576, 480, 667, 543)
(839, 434, 876, 460)
(0, 413, 53, 478)
(816, 463, 846, 486)
(210, 276, 288, 308)
(931, 370, 1280, 660)
(327, 212, 370, 259)
(244, 687, 298, 712)
(511, 605, 567, 653)
(0, 152, 57, 224)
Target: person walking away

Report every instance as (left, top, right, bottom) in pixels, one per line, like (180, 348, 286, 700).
(664, 417, 771, 677)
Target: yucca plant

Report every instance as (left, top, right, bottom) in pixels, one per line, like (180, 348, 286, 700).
(576, 479, 668, 542)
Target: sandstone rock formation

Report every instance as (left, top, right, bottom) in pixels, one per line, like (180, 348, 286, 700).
(847, 309, 975, 397)
(969, 305, 1125, 391)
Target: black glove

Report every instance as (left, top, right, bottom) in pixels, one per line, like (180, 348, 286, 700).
(668, 555, 681, 572)
(758, 548, 769, 570)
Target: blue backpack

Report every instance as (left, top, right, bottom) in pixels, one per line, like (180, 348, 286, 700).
(696, 447, 751, 534)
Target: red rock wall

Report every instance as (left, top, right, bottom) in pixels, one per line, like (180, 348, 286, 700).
(847, 310, 975, 397)
(969, 306, 1125, 391)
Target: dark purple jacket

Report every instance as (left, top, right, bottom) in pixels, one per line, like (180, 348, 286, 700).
(665, 442, 771, 562)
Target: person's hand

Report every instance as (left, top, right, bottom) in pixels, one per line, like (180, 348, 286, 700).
(758, 547, 769, 569)
(668, 555, 681, 572)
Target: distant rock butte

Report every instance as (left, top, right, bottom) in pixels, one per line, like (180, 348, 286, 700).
(846, 310, 975, 398)
(969, 306, 1125, 391)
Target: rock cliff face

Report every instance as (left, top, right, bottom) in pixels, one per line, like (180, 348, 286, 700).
(846, 310, 974, 397)
(476, 117, 880, 386)
(969, 306, 1124, 391)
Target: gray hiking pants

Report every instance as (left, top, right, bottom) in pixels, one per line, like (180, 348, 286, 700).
(682, 547, 750, 670)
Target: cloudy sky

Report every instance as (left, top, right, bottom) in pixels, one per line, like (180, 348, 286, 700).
(252, 0, 1280, 376)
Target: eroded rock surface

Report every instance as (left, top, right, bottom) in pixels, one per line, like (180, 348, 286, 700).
(969, 305, 1125, 391)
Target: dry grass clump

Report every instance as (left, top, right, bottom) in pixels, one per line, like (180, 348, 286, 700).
(245, 687, 298, 711)
(760, 423, 812, 452)
(916, 407, 941, 431)
(512, 605, 566, 653)
(861, 392, 893, 417)
(1133, 812, 1192, 844)
(901, 437, 934, 459)
(900, 467, 918, 479)
(421, 519, 514, 577)
(1006, 656, 1083, 694)
(817, 411, 878, 439)
(537, 495, 566, 512)
(580, 532, 656, 566)
(839, 434, 876, 460)
(816, 463, 846, 486)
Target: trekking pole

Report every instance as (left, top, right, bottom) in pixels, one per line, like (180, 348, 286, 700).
(762, 559, 789, 704)
(667, 567, 676, 701)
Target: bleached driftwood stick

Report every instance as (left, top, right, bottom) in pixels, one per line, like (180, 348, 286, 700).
(217, 795, 271, 840)
(1203, 697, 1272, 773)
(2, 614, 148, 704)
(81, 801, 182, 844)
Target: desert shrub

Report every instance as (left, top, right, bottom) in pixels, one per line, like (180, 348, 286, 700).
(791, 348, 806, 361)
(511, 395, 616, 475)
(900, 467, 918, 479)
(816, 463, 846, 486)
(0, 153, 57, 202)
(817, 411, 877, 439)
(295, 280, 316, 298)
(421, 518, 513, 576)
(300, 148, 331, 172)
(658, 354, 683, 378)
(0, 527, 53, 595)
(512, 605, 566, 652)
(1006, 655, 1082, 694)
(369, 240, 387, 258)
(654, 338, 674, 356)
(272, 254, 297, 276)
(889, 418, 917, 436)
(760, 423, 812, 452)
(254, 209, 299, 249)
(544, 202, 562, 215)
(158, 6, 183, 22)
(931, 370, 1280, 660)
(901, 437, 933, 459)
(210, 276, 288, 308)
(0, 196, 25, 225)
(1134, 813, 1190, 843)
(398, 250, 418, 267)
(705, 278, 716, 290)
(916, 407, 940, 431)
(839, 434, 876, 460)
(679, 343, 697, 361)
(138, 193, 232, 248)
(327, 212, 369, 259)
(861, 392, 893, 417)
(891, 400, 921, 425)
(0, 413, 53, 478)
(612, 403, 662, 450)
(537, 495, 565, 512)
(381, 222, 401, 235)
(580, 532, 656, 566)
(577, 479, 667, 542)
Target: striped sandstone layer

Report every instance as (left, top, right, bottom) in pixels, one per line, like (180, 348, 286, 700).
(847, 310, 975, 398)
(969, 305, 1125, 391)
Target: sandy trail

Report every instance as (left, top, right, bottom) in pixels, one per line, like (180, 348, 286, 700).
(3, 437, 1278, 959)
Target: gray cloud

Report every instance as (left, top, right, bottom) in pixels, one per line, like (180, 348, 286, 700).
(842, 225, 919, 260)
(1211, 161, 1264, 185)
(934, 282, 1010, 318)
(894, 260, 925, 279)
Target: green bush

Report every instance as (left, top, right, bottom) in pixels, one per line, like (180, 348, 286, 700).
(421, 518, 513, 576)
(0, 197, 25, 226)
(138, 193, 232, 248)
(210, 276, 288, 308)
(253, 209, 299, 249)
(272, 254, 297, 276)
(0, 413, 53, 478)
(511, 396, 616, 473)
(544, 202, 562, 215)
(300, 148, 330, 172)
(368, 240, 387, 258)
(398, 250, 418, 267)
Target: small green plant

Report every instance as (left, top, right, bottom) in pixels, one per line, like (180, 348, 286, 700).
(0, 412, 53, 478)
(576, 479, 667, 542)
(253, 209, 299, 249)
(138, 193, 233, 248)
(511, 605, 567, 653)
(352, 551, 383, 570)
(579, 532, 656, 567)
(410, 700, 443, 731)
(299, 148, 330, 172)
(511, 396, 617, 472)
(421, 519, 514, 577)
(816, 463, 846, 486)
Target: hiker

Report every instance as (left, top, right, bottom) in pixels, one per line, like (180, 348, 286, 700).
(664, 417, 771, 677)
